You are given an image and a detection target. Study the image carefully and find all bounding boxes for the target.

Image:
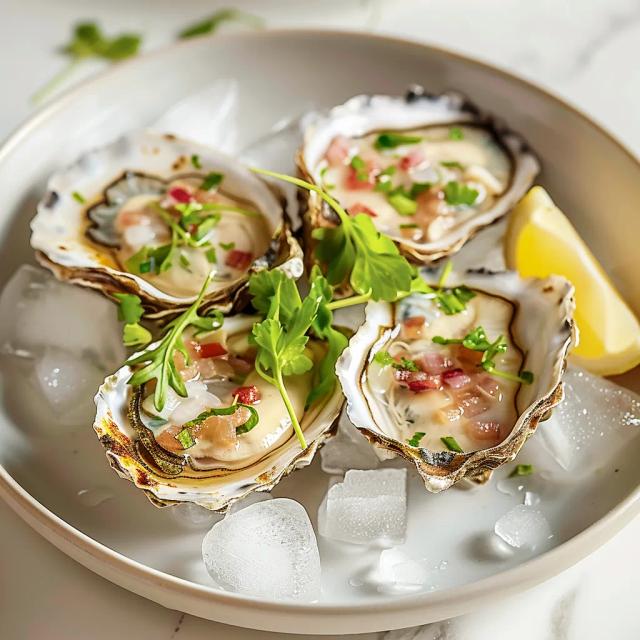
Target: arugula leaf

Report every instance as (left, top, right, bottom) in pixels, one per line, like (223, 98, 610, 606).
(407, 432, 426, 447)
(441, 436, 464, 453)
(509, 463, 535, 478)
(179, 9, 264, 39)
(126, 275, 222, 411)
(443, 181, 478, 206)
(375, 132, 423, 150)
(305, 267, 348, 408)
(33, 22, 141, 104)
(250, 168, 413, 301)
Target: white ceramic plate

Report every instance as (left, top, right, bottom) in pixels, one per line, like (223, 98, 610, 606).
(0, 30, 638, 636)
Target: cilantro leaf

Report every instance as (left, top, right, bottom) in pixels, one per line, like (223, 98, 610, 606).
(122, 322, 152, 348)
(178, 9, 264, 39)
(114, 293, 145, 324)
(305, 267, 348, 408)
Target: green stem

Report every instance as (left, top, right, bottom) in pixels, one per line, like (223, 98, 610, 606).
(31, 59, 80, 105)
(438, 259, 453, 288)
(200, 203, 261, 218)
(326, 291, 372, 311)
(250, 167, 351, 226)
(275, 370, 307, 449)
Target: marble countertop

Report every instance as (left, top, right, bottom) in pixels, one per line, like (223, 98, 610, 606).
(1, 1, 639, 638)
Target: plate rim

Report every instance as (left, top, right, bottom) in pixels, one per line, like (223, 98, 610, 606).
(1, 27, 638, 634)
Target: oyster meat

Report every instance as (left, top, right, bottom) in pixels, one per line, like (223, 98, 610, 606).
(298, 89, 539, 263)
(94, 314, 344, 510)
(31, 131, 303, 320)
(337, 269, 575, 491)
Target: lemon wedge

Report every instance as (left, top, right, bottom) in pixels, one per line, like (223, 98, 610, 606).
(505, 186, 640, 375)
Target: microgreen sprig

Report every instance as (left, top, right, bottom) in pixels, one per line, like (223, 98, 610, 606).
(126, 274, 223, 412)
(178, 9, 264, 39)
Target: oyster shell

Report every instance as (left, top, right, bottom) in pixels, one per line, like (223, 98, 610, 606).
(31, 131, 303, 320)
(337, 269, 575, 492)
(94, 314, 343, 510)
(298, 88, 539, 265)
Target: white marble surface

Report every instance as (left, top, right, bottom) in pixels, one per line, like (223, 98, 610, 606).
(1, 1, 639, 638)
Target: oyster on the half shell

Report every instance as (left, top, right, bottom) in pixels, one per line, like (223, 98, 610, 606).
(94, 314, 344, 510)
(298, 88, 539, 265)
(31, 131, 303, 320)
(337, 269, 575, 492)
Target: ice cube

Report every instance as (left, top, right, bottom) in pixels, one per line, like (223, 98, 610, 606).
(226, 491, 273, 516)
(318, 469, 407, 545)
(202, 498, 321, 601)
(320, 411, 379, 474)
(33, 347, 106, 420)
(0, 265, 124, 369)
(539, 366, 640, 473)
(378, 549, 428, 590)
(494, 504, 552, 550)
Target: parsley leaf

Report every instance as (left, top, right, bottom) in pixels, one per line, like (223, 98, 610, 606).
(374, 132, 423, 150)
(443, 181, 478, 206)
(178, 9, 264, 39)
(407, 432, 426, 447)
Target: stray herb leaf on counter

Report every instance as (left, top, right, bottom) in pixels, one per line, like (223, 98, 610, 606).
(32, 22, 141, 105)
(509, 464, 535, 478)
(178, 9, 264, 39)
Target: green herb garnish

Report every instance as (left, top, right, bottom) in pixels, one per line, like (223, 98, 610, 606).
(448, 127, 464, 141)
(219, 241, 235, 251)
(175, 429, 196, 450)
(350, 155, 369, 182)
(178, 9, 264, 39)
(388, 190, 418, 216)
(250, 168, 414, 302)
(399, 223, 419, 230)
(509, 464, 535, 478)
(440, 160, 464, 170)
(183, 403, 259, 435)
(375, 132, 423, 150)
(441, 436, 463, 453)
(205, 247, 217, 263)
(190, 154, 202, 169)
(443, 181, 478, 206)
(201, 172, 224, 191)
(407, 432, 426, 447)
(409, 182, 431, 199)
(33, 22, 141, 104)
(72, 191, 86, 204)
(433, 326, 534, 384)
(126, 275, 223, 412)
(113, 293, 152, 347)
